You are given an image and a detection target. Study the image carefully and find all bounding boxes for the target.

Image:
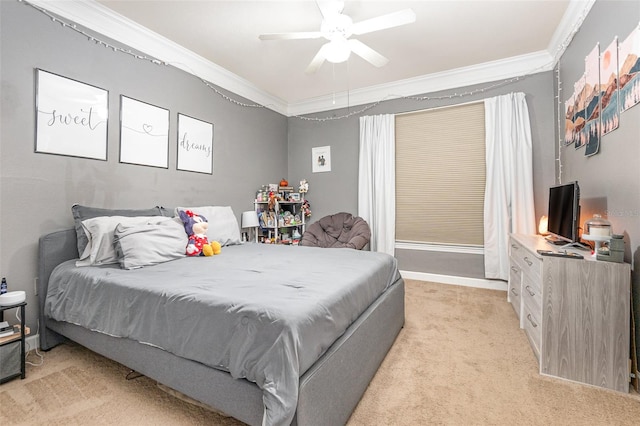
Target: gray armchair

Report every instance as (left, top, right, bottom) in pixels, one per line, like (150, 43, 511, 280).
(300, 212, 371, 250)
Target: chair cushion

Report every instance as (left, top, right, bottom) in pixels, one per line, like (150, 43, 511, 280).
(300, 212, 371, 250)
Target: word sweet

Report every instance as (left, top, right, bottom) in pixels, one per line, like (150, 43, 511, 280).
(44, 107, 102, 131)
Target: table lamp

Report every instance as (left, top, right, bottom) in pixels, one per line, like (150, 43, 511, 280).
(241, 210, 260, 242)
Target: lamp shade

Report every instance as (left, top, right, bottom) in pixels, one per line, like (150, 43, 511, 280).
(241, 211, 259, 228)
(324, 39, 351, 63)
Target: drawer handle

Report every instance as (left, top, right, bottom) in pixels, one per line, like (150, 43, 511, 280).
(527, 313, 538, 328)
(525, 285, 535, 297)
(510, 266, 519, 273)
(510, 288, 519, 296)
(524, 256, 533, 266)
(511, 244, 519, 249)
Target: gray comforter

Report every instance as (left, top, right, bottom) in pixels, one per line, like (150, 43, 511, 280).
(45, 243, 400, 426)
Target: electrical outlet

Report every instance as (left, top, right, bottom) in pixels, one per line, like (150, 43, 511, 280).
(34, 277, 38, 296)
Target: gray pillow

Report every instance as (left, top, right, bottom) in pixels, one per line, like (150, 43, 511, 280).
(72, 204, 171, 256)
(114, 217, 187, 270)
(76, 216, 160, 267)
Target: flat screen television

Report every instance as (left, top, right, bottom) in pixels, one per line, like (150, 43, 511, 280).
(546, 181, 580, 245)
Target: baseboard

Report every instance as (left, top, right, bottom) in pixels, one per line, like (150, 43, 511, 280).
(399, 270, 507, 291)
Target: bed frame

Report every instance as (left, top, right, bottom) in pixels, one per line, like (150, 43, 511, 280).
(38, 228, 405, 425)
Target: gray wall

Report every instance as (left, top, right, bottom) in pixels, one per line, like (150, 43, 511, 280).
(554, 0, 640, 382)
(288, 73, 557, 278)
(0, 1, 288, 330)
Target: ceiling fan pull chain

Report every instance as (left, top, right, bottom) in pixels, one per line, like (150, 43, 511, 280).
(332, 63, 336, 105)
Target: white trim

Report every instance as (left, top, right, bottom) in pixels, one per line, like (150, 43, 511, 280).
(26, 0, 289, 116)
(395, 241, 484, 255)
(399, 270, 507, 292)
(288, 50, 553, 116)
(27, 0, 591, 117)
(547, 0, 597, 64)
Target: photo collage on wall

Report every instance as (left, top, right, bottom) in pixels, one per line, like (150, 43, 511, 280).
(564, 23, 640, 156)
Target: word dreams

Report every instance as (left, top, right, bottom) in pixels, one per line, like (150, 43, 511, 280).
(179, 133, 212, 157)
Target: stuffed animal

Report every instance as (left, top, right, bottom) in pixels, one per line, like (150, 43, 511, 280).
(210, 240, 222, 255)
(301, 200, 312, 218)
(268, 191, 277, 211)
(179, 210, 221, 256)
(299, 179, 309, 194)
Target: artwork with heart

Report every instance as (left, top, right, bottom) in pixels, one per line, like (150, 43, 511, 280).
(119, 95, 169, 168)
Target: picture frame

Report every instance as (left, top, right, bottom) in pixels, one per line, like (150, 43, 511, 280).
(177, 113, 214, 174)
(119, 95, 169, 168)
(312, 145, 331, 173)
(290, 193, 301, 202)
(35, 69, 108, 160)
(268, 183, 278, 192)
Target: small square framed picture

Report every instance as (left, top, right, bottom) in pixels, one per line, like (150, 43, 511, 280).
(290, 193, 301, 202)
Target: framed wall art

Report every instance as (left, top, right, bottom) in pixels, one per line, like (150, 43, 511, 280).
(312, 145, 331, 173)
(600, 37, 619, 136)
(619, 24, 640, 112)
(119, 95, 169, 168)
(583, 44, 600, 157)
(177, 113, 214, 174)
(35, 69, 108, 160)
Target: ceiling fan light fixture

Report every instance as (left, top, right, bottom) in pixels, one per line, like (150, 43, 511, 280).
(320, 13, 353, 41)
(324, 39, 351, 63)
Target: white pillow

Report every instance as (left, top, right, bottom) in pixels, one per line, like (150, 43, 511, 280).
(76, 216, 157, 267)
(114, 217, 187, 270)
(174, 206, 242, 246)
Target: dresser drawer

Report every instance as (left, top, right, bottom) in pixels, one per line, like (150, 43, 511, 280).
(508, 263, 522, 318)
(521, 275, 541, 311)
(521, 291, 541, 361)
(510, 240, 541, 282)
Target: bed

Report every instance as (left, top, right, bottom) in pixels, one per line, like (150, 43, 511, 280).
(37, 207, 404, 426)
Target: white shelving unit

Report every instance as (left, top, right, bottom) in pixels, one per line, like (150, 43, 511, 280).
(254, 200, 305, 244)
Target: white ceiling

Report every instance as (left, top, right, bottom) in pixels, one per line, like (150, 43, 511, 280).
(30, 1, 594, 116)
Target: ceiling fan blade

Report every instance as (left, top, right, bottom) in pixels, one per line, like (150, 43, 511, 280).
(259, 32, 323, 41)
(351, 9, 416, 35)
(348, 39, 388, 67)
(316, 1, 345, 19)
(305, 43, 330, 74)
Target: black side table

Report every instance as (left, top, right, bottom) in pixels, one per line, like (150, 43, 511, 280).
(0, 301, 27, 383)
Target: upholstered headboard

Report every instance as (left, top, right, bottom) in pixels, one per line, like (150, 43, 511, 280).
(37, 228, 78, 350)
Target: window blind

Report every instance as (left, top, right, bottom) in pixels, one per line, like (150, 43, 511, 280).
(395, 102, 486, 246)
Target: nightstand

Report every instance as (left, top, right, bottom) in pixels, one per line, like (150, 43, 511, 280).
(0, 302, 28, 383)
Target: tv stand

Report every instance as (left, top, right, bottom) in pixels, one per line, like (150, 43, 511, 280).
(558, 241, 591, 251)
(544, 235, 565, 245)
(544, 235, 591, 251)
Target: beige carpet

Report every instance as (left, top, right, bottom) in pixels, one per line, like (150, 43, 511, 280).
(2, 280, 639, 425)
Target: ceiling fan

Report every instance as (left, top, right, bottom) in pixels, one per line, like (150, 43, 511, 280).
(258, 1, 416, 74)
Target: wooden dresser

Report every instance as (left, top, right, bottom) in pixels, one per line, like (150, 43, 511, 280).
(508, 234, 630, 393)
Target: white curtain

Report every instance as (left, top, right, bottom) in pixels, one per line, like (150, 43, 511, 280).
(484, 92, 536, 280)
(358, 114, 396, 256)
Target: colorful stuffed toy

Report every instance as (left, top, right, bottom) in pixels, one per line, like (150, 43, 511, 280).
(178, 210, 221, 256)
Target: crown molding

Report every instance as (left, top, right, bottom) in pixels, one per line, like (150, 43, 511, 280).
(25, 0, 289, 115)
(27, 0, 591, 118)
(546, 0, 596, 64)
(286, 50, 554, 116)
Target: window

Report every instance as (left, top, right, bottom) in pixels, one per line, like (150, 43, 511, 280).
(395, 102, 486, 246)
